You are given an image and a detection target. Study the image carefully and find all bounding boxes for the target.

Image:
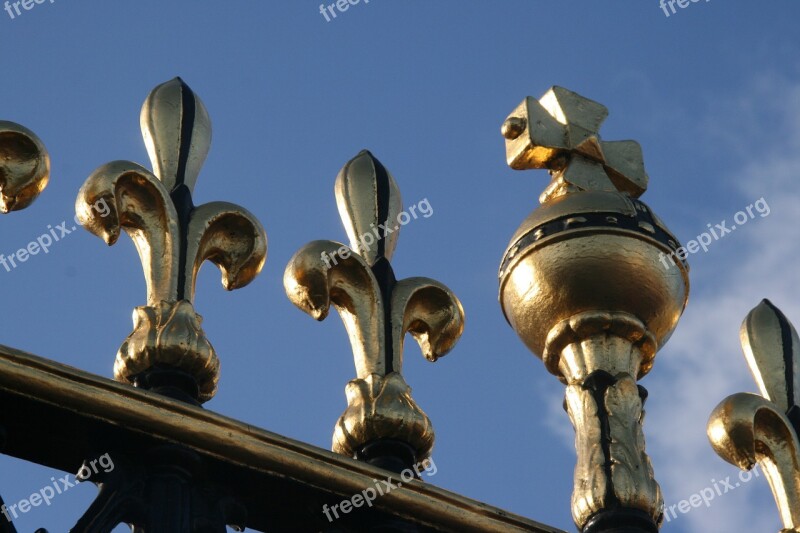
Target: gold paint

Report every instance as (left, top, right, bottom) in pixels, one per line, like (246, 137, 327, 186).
(0, 120, 49, 213)
(501, 87, 648, 201)
(116, 300, 218, 398)
(499, 87, 688, 529)
(140, 78, 211, 194)
(740, 300, 800, 413)
(284, 150, 464, 460)
(565, 383, 607, 523)
(76, 78, 266, 402)
(605, 376, 661, 519)
(334, 373, 435, 462)
(334, 152, 402, 266)
(565, 375, 661, 526)
(557, 313, 662, 526)
(284, 239, 384, 376)
(708, 300, 800, 532)
(549, 312, 655, 385)
(391, 277, 463, 364)
(77, 160, 181, 305)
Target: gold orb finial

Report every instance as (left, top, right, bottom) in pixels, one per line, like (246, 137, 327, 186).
(498, 87, 688, 531)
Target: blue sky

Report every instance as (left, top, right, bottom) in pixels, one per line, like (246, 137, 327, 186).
(1, 1, 799, 531)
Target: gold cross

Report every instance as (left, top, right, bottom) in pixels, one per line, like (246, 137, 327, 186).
(501, 86, 648, 202)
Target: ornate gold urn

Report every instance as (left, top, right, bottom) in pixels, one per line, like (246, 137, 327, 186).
(499, 87, 689, 532)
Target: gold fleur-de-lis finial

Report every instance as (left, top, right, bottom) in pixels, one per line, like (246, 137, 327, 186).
(76, 78, 267, 404)
(0, 120, 49, 213)
(708, 300, 800, 532)
(284, 150, 464, 469)
(501, 86, 648, 203)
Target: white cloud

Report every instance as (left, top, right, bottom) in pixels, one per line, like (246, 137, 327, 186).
(646, 71, 800, 533)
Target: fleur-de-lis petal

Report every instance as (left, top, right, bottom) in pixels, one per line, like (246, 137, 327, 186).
(76, 161, 180, 306)
(140, 77, 211, 194)
(708, 300, 800, 532)
(0, 120, 50, 213)
(708, 394, 800, 530)
(77, 79, 267, 404)
(284, 239, 384, 378)
(390, 278, 464, 366)
(185, 202, 267, 300)
(741, 299, 800, 416)
(334, 150, 402, 265)
(285, 150, 464, 466)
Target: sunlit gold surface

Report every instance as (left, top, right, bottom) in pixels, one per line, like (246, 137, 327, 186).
(140, 78, 211, 194)
(740, 300, 800, 413)
(502, 230, 686, 373)
(76, 78, 267, 402)
(0, 120, 49, 213)
(566, 373, 661, 526)
(501, 87, 648, 201)
(77, 160, 181, 304)
(499, 87, 688, 529)
(708, 300, 800, 532)
(116, 301, 219, 397)
(709, 394, 800, 532)
(284, 150, 464, 460)
(334, 152, 402, 265)
(335, 373, 435, 461)
(549, 312, 656, 384)
(558, 312, 662, 526)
